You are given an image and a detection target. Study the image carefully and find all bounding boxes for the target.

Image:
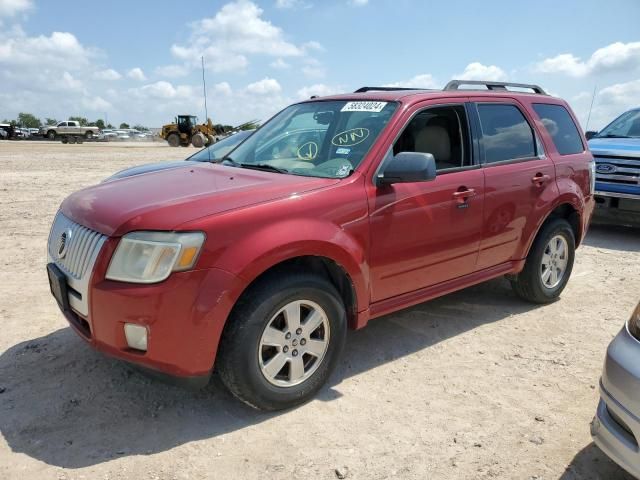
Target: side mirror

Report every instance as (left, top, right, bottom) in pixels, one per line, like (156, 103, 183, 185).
(377, 152, 437, 186)
(585, 130, 598, 140)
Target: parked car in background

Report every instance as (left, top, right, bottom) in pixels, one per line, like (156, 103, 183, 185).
(586, 108, 640, 227)
(100, 129, 118, 140)
(114, 130, 131, 140)
(47, 80, 594, 410)
(0, 124, 15, 139)
(104, 129, 255, 182)
(42, 121, 100, 140)
(592, 301, 640, 478)
(28, 128, 40, 137)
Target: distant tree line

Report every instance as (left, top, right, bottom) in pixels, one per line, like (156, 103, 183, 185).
(2, 112, 148, 131)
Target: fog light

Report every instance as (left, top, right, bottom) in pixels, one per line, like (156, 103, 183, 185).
(124, 323, 148, 351)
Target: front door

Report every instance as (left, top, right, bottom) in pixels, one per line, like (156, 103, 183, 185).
(368, 103, 485, 303)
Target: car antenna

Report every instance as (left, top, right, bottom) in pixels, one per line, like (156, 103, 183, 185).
(202, 55, 212, 163)
(585, 84, 597, 132)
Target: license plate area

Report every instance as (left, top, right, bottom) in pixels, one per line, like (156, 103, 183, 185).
(47, 262, 70, 312)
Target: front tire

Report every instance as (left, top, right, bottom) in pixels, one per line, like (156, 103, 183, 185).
(84, 131, 93, 139)
(47, 130, 56, 140)
(217, 272, 347, 411)
(510, 218, 575, 304)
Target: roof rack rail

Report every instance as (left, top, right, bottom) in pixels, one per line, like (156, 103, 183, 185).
(354, 86, 427, 93)
(444, 80, 547, 95)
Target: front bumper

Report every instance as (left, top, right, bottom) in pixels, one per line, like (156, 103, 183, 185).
(54, 237, 246, 384)
(592, 326, 640, 478)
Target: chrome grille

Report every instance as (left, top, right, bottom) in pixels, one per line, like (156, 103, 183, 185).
(48, 212, 107, 316)
(595, 155, 640, 186)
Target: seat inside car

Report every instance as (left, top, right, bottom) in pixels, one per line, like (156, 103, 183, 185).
(414, 119, 458, 170)
(394, 109, 465, 170)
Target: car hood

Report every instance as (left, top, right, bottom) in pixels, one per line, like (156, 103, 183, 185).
(105, 160, 200, 181)
(588, 138, 640, 158)
(61, 163, 339, 237)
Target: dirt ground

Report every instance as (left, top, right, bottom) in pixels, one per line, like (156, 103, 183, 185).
(0, 141, 639, 480)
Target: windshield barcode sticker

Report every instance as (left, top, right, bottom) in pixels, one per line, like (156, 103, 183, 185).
(341, 101, 388, 113)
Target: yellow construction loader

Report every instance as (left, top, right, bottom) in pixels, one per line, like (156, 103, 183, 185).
(160, 115, 222, 147)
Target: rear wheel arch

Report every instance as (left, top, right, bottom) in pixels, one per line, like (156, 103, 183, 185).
(526, 201, 582, 257)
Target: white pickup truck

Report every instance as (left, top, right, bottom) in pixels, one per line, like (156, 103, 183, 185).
(42, 121, 100, 140)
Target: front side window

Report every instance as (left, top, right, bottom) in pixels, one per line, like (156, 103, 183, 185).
(477, 104, 536, 163)
(225, 100, 397, 178)
(596, 109, 640, 139)
(393, 105, 471, 171)
(533, 103, 584, 155)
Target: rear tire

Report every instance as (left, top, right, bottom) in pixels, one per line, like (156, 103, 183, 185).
(217, 272, 347, 411)
(510, 218, 575, 304)
(84, 131, 93, 139)
(167, 133, 180, 147)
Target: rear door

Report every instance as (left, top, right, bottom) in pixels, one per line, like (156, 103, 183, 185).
(470, 98, 558, 269)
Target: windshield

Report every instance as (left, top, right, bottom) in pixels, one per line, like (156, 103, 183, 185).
(188, 130, 254, 162)
(224, 100, 397, 178)
(597, 109, 640, 138)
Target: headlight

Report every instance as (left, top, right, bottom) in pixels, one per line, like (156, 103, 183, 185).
(106, 231, 205, 283)
(626, 302, 640, 340)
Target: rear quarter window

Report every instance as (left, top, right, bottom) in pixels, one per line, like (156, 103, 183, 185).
(533, 103, 584, 155)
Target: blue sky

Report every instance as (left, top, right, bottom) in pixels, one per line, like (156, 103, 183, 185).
(1, 0, 639, 128)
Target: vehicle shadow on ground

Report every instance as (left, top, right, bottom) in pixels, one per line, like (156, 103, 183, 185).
(0, 277, 541, 468)
(559, 442, 634, 479)
(584, 224, 640, 252)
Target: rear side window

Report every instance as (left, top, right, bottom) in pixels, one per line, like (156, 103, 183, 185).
(477, 104, 536, 163)
(533, 103, 584, 155)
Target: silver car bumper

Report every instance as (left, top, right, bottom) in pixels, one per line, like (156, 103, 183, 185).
(592, 325, 640, 478)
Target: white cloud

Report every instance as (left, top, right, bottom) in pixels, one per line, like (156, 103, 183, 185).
(568, 79, 640, 130)
(154, 64, 189, 78)
(212, 81, 233, 96)
(275, 0, 300, 7)
(384, 73, 438, 89)
(350, 0, 369, 5)
(454, 62, 507, 81)
(246, 77, 282, 95)
(171, 0, 315, 73)
(82, 96, 112, 111)
(297, 83, 342, 99)
(302, 40, 324, 52)
(127, 67, 146, 81)
(270, 58, 290, 69)
(93, 68, 121, 81)
(535, 41, 640, 77)
(0, 0, 32, 17)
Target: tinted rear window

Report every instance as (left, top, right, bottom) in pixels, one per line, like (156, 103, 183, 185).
(533, 103, 584, 155)
(477, 104, 536, 163)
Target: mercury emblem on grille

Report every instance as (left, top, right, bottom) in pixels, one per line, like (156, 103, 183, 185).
(57, 229, 72, 259)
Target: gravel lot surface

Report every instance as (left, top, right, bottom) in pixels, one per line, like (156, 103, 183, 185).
(1, 141, 639, 480)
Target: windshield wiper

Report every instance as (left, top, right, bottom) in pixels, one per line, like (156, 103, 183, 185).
(239, 163, 289, 174)
(221, 157, 288, 174)
(599, 134, 631, 138)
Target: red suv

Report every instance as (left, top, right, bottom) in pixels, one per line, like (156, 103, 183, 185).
(47, 80, 595, 410)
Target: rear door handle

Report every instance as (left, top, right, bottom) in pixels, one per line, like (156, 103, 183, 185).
(531, 173, 551, 185)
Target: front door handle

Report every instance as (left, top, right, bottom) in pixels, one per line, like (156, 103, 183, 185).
(531, 173, 551, 186)
(453, 188, 476, 201)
